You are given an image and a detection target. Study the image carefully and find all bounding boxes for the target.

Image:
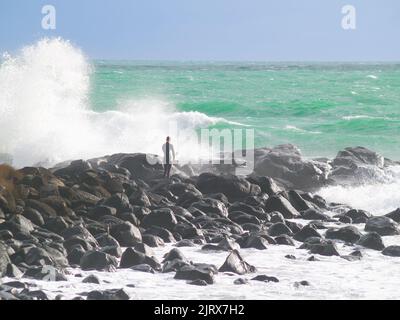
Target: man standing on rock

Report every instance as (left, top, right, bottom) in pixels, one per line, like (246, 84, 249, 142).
(162, 136, 175, 178)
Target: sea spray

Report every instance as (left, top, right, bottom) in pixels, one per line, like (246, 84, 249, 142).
(0, 38, 229, 167)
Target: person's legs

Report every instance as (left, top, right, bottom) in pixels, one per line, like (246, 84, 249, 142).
(163, 163, 168, 177)
(166, 164, 172, 178)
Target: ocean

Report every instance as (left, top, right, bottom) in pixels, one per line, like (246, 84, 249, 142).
(1, 38, 399, 168)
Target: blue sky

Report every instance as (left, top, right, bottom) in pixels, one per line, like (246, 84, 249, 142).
(0, 0, 399, 61)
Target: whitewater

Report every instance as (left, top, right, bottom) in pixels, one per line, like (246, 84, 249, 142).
(1, 38, 400, 300)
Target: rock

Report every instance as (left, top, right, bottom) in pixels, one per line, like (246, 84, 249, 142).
(6, 264, 23, 278)
(357, 232, 385, 251)
(293, 226, 322, 242)
(0, 243, 11, 277)
(365, 216, 399, 236)
(24, 246, 68, 268)
(145, 226, 176, 243)
(80, 250, 118, 271)
(142, 208, 178, 231)
(275, 235, 295, 246)
(110, 221, 142, 246)
(338, 215, 352, 224)
(234, 278, 249, 285)
(385, 208, 400, 223)
(175, 239, 197, 247)
(188, 279, 208, 286)
(103, 193, 131, 214)
(270, 212, 285, 223)
(191, 198, 228, 218)
(129, 189, 151, 207)
(101, 246, 122, 258)
(345, 209, 371, 224)
(174, 265, 216, 284)
(268, 223, 293, 237)
(22, 208, 44, 226)
(307, 255, 319, 261)
(341, 250, 363, 261)
(239, 235, 269, 250)
(251, 275, 279, 283)
(202, 237, 240, 251)
(382, 246, 400, 257)
(247, 175, 282, 196)
(131, 264, 156, 274)
(23, 265, 67, 281)
(87, 289, 130, 300)
(83, 275, 101, 284)
(119, 248, 160, 270)
(264, 195, 300, 219)
(142, 234, 165, 247)
(325, 226, 362, 244)
(219, 250, 256, 275)
(301, 208, 329, 221)
(285, 255, 296, 260)
(254, 144, 328, 190)
(25, 199, 57, 217)
(44, 216, 69, 234)
(288, 190, 312, 211)
(163, 248, 188, 263)
(196, 173, 256, 201)
(294, 281, 310, 287)
(309, 241, 340, 256)
(88, 206, 117, 219)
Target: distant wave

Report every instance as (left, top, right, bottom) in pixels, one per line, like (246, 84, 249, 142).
(0, 38, 230, 167)
(284, 125, 321, 134)
(366, 74, 378, 79)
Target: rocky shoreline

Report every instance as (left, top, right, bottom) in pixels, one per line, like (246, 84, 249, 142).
(0, 144, 400, 300)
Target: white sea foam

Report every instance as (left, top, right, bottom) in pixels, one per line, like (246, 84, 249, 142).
(284, 125, 321, 134)
(0, 38, 228, 167)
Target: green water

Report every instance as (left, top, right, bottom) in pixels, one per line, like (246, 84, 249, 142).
(90, 62, 400, 159)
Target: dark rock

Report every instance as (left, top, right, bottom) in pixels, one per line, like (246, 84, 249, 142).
(22, 208, 44, 226)
(88, 206, 117, 219)
(188, 279, 208, 286)
(307, 255, 319, 261)
(101, 246, 122, 258)
(338, 215, 352, 224)
(175, 239, 197, 247)
(264, 195, 300, 219)
(191, 198, 228, 218)
(234, 278, 249, 285)
(294, 226, 322, 242)
(247, 175, 282, 196)
(219, 250, 256, 275)
(142, 208, 178, 231)
(382, 246, 400, 257)
(142, 234, 165, 247)
(385, 208, 400, 223)
(345, 209, 371, 224)
(294, 281, 310, 287)
(301, 208, 329, 221)
(365, 216, 399, 236)
(163, 248, 188, 263)
(357, 232, 385, 251)
(131, 264, 156, 274)
(87, 289, 130, 300)
(239, 235, 269, 250)
(285, 255, 296, 260)
(268, 223, 293, 237)
(80, 250, 118, 271)
(288, 190, 312, 211)
(119, 248, 160, 270)
(82, 274, 100, 284)
(275, 235, 295, 246)
(145, 226, 176, 243)
(23, 265, 67, 281)
(270, 212, 285, 223)
(174, 265, 216, 284)
(325, 226, 362, 244)
(309, 241, 340, 256)
(110, 221, 142, 246)
(251, 275, 279, 283)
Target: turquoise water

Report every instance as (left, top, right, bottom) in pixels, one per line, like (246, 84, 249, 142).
(90, 62, 400, 160)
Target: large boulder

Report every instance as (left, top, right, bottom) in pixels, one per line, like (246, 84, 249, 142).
(264, 195, 300, 219)
(325, 226, 362, 244)
(253, 144, 329, 190)
(191, 198, 228, 218)
(174, 264, 217, 284)
(119, 248, 160, 270)
(382, 246, 400, 257)
(80, 250, 118, 271)
(87, 289, 130, 300)
(365, 217, 399, 236)
(385, 208, 400, 223)
(196, 173, 258, 201)
(219, 250, 256, 275)
(345, 209, 371, 224)
(142, 208, 178, 231)
(357, 232, 385, 251)
(110, 221, 142, 246)
(294, 226, 321, 242)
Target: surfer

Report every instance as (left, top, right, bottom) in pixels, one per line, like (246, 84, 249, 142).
(162, 136, 175, 178)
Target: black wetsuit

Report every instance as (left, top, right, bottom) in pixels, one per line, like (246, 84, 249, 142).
(164, 142, 172, 178)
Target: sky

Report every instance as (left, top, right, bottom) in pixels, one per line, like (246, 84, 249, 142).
(0, 0, 399, 61)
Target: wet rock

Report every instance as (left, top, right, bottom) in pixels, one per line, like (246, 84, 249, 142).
(22, 208, 44, 226)
(341, 250, 363, 261)
(308, 241, 340, 256)
(110, 221, 142, 246)
(80, 250, 118, 271)
(345, 209, 371, 224)
(87, 288, 130, 300)
(175, 239, 197, 247)
(219, 250, 256, 275)
(119, 247, 161, 270)
(365, 216, 399, 236)
(325, 226, 362, 244)
(275, 235, 295, 246)
(251, 275, 279, 283)
(174, 265, 216, 284)
(385, 208, 400, 223)
(234, 278, 249, 285)
(0, 243, 11, 277)
(247, 175, 282, 196)
(357, 232, 385, 251)
(239, 235, 269, 250)
(382, 246, 400, 257)
(188, 279, 208, 286)
(163, 248, 188, 263)
(23, 265, 67, 281)
(88, 206, 117, 219)
(145, 226, 176, 243)
(294, 226, 322, 242)
(191, 198, 228, 218)
(270, 212, 285, 223)
(142, 234, 165, 247)
(338, 215, 352, 224)
(294, 281, 310, 287)
(268, 222, 293, 237)
(82, 274, 100, 284)
(288, 190, 313, 211)
(301, 208, 329, 221)
(265, 195, 300, 219)
(142, 208, 178, 231)
(131, 264, 156, 274)
(285, 255, 296, 260)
